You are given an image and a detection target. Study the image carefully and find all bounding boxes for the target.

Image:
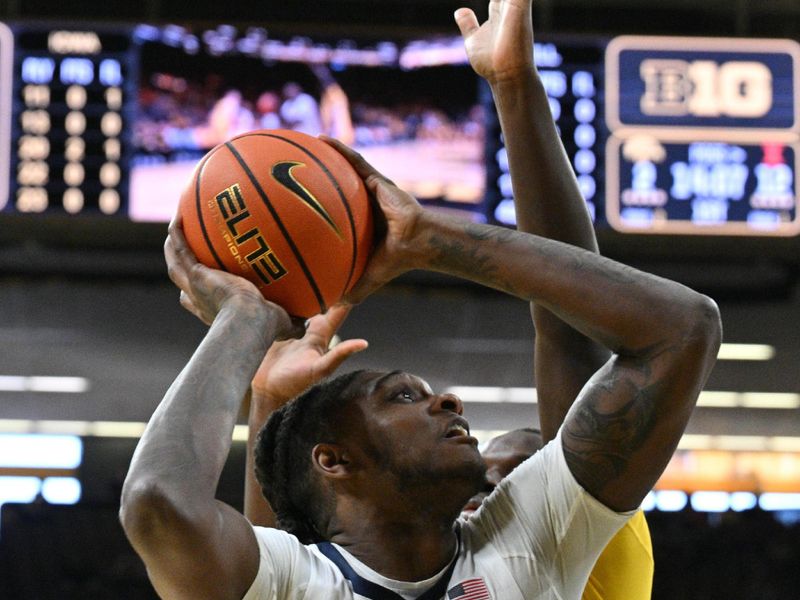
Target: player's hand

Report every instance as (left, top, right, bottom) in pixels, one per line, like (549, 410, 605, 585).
(321, 136, 425, 304)
(165, 213, 304, 340)
(454, 0, 534, 85)
(251, 304, 368, 405)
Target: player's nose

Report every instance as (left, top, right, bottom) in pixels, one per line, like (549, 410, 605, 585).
(430, 392, 463, 415)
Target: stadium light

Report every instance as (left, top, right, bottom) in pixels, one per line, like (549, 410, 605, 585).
(0, 434, 82, 469)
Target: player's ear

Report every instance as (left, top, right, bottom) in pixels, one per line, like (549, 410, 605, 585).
(312, 443, 354, 479)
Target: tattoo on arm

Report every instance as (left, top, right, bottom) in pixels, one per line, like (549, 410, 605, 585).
(561, 365, 660, 494)
(427, 228, 520, 295)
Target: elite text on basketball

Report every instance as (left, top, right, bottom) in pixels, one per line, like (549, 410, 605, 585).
(213, 183, 288, 286)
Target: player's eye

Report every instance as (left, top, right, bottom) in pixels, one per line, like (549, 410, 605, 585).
(395, 388, 415, 403)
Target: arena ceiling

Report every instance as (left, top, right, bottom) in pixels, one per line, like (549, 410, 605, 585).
(2, 0, 800, 39)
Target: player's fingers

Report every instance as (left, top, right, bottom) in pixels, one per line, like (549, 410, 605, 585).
(297, 315, 330, 350)
(316, 339, 369, 376)
(370, 178, 421, 224)
(320, 136, 383, 181)
(167, 211, 186, 251)
(164, 237, 190, 291)
(178, 290, 193, 312)
(165, 215, 198, 287)
(488, 0, 503, 20)
(373, 177, 406, 205)
(167, 216, 197, 265)
(306, 304, 353, 341)
(454, 8, 480, 37)
(322, 303, 353, 333)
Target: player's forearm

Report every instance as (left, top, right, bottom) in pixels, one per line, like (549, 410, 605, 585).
(410, 212, 718, 358)
(244, 389, 279, 527)
(122, 300, 275, 523)
(492, 71, 610, 440)
(491, 72, 598, 251)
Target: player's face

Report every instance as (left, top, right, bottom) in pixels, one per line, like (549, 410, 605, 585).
(460, 430, 543, 519)
(345, 370, 486, 500)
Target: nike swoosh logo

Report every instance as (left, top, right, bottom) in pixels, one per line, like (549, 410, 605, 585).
(271, 161, 341, 237)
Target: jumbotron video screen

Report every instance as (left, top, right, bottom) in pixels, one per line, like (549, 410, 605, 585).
(1, 22, 798, 236)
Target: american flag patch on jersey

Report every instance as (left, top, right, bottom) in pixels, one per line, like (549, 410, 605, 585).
(446, 577, 491, 600)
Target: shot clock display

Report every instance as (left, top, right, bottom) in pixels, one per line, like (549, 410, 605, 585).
(0, 23, 798, 240)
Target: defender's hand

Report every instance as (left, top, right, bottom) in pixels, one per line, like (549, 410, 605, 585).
(321, 136, 425, 304)
(252, 304, 368, 405)
(454, 0, 534, 85)
(165, 213, 303, 340)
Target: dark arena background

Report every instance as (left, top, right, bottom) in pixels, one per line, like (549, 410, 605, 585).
(1, 1, 800, 598)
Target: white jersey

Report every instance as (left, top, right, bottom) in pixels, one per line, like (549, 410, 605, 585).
(243, 432, 634, 600)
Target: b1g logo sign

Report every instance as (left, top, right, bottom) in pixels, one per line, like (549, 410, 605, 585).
(640, 59, 772, 119)
(606, 36, 800, 132)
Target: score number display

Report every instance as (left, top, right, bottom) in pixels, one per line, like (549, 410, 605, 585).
(605, 36, 800, 235)
(8, 26, 133, 216)
(607, 138, 797, 233)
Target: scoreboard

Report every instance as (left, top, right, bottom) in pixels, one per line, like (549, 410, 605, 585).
(605, 36, 800, 235)
(7, 25, 135, 217)
(0, 22, 799, 239)
(484, 35, 800, 236)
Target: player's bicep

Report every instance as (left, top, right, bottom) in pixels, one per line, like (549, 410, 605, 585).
(561, 348, 704, 512)
(139, 500, 261, 600)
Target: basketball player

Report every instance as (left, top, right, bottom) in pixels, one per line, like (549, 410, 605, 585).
(245, 1, 654, 592)
(162, 89, 255, 150)
(244, 331, 653, 600)
(244, 0, 655, 593)
(280, 82, 323, 137)
(312, 64, 356, 145)
(120, 2, 721, 599)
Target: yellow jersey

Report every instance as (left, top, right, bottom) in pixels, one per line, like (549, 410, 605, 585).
(583, 510, 653, 600)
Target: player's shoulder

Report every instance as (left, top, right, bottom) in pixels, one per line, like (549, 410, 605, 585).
(250, 527, 338, 560)
(247, 527, 355, 599)
(506, 432, 567, 486)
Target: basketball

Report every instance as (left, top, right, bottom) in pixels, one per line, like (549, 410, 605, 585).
(178, 129, 374, 318)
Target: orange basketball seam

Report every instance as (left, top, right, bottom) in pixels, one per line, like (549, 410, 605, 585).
(194, 149, 226, 271)
(242, 132, 360, 301)
(224, 140, 327, 315)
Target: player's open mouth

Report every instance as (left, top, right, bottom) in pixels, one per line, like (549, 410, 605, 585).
(445, 424, 470, 438)
(444, 419, 477, 444)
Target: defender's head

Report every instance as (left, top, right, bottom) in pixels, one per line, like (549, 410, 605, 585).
(461, 428, 543, 518)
